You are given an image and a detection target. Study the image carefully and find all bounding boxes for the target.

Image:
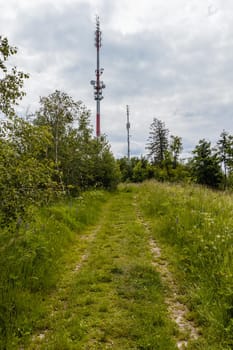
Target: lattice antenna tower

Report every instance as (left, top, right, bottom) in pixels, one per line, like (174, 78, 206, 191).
(126, 105, 130, 161)
(90, 16, 105, 137)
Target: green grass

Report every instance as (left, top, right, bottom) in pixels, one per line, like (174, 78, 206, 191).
(0, 190, 109, 349)
(137, 180, 233, 349)
(22, 189, 176, 349)
(2, 181, 232, 349)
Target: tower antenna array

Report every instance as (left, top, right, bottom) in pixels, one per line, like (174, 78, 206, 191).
(90, 16, 105, 137)
(126, 105, 130, 161)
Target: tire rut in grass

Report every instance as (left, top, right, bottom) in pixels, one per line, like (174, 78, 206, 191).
(149, 239, 199, 349)
(28, 209, 109, 348)
(134, 196, 200, 349)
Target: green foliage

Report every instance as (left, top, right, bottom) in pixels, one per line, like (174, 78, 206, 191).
(138, 181, 233, 348)
(117, 157, 132, 182)
(0, 36, 29, 117)
(144, 119, 233, 189)
(190, 139, 223, 188)
(143, 118, 188, 184)
(217, 130, 233, 189)
(132, 157, 154, 182)
(33, 91, 120, 192)
(169, 135, 183, 169)
(0, 118, 59, 225)
(117, 157, 142, 182)
(146, 117, 169, 166)
(118, 155, 190, 184)
(0, 38, 60, 226)
(34, 90, 83, 167)
(0, 86, 120, 226)
(91, 136, 121, 190)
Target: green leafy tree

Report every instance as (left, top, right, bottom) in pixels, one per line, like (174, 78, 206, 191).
(92, 136, 121, 190)
(0, 36, 29, 117)
(170, 135, 183, 168)
(58, 108, 94, 192)
(34, 91, 120, 193)
(117, 157, 133, 182)
(34, 90, 82, 166)
(117, 157, 150, 183)
(132, 157, 154, 182)
(190, 139, 223, 188)
(0, 38, 60, 225)
(216, 130, 233, 188)
(146, 118, 169, 166)
(0, 118, 57, 224)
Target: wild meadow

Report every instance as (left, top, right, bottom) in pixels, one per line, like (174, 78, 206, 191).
(0, 181, 232, 349)
(138, 181, 233, 349)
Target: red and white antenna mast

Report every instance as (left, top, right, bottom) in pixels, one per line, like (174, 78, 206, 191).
(90, 16, 105, 138)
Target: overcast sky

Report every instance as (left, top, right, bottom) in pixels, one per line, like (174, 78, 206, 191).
(1, 0, 233, 158)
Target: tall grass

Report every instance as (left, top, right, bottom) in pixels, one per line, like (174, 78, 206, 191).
(0, 190, 109, 349)
(138, 181, 233, 349)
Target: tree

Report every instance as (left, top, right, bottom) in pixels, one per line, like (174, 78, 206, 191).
(117, 157, 133, 182)
(190, 139, 223, 188)
(33, 91, 120, 193)
(132, 157, 154, 182)
(0, 117, 58, 225)
(146, 118, 169, 166)
(170, 135, 183, 168)
(58, 107, 94, 191)
(34, 90, 82, 166)
(216, 130, 233, 188)
(0, 36, 29, 117)
(91, 136, 121, 190)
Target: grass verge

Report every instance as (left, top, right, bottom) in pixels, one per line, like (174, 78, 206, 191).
(137, 180, 233, 349)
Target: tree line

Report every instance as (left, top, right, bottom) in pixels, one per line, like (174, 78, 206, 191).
(118, 117, 233, 189)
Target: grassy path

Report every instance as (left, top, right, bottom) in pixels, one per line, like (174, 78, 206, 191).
(24, 188, 178, 350)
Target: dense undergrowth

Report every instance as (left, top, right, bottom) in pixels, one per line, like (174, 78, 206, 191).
(138, 181, 233, 349)
(0, 190, 109, 349)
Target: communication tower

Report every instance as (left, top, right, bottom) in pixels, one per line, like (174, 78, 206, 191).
(90, 16, 105, 137)
(126, 105, 130, 161)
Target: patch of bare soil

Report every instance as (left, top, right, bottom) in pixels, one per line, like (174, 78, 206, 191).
(149, 239, 199, 349)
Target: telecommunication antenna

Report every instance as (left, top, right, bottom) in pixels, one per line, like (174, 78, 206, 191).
(90, 16, 105, 137)
(126, 105, 130, 161)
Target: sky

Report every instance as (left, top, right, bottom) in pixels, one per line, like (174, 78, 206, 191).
(0, 0, 233, 159)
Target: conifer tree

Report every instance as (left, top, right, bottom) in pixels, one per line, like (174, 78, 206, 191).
(146, 117, 169, 166)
